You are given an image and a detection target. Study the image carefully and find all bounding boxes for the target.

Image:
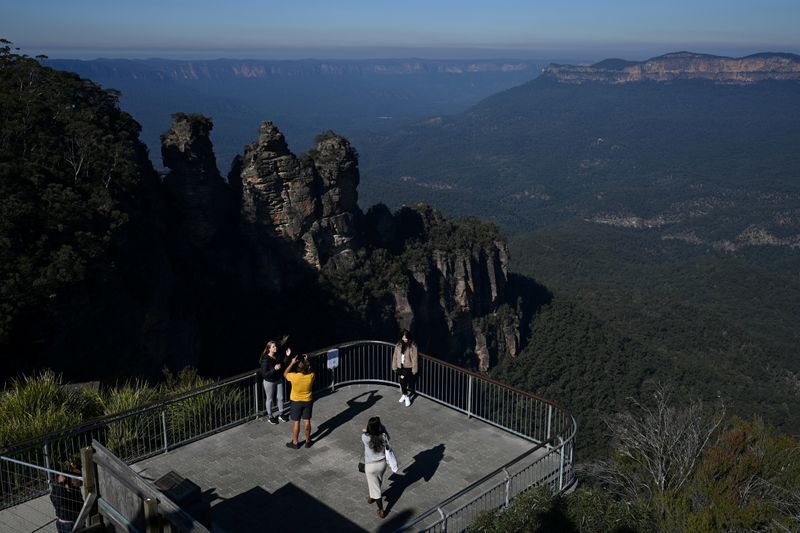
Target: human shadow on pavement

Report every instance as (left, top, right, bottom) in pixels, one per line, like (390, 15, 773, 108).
(383, 443, 446, 513)
(377, 509, 415, 533)
(310, 389, 382, 444)
(212, 484, 365, 532)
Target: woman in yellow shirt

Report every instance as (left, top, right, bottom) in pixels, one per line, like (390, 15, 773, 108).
(284, 352, 315, 449)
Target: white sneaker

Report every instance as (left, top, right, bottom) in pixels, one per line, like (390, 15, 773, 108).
(404, 396, 411, 407)
(399, 394, 406, 403)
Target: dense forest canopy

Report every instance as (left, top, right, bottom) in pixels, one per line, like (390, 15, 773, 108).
(0, 41, 166, 378)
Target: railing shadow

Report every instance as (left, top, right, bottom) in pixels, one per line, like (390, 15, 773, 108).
(310, 390, 382, 444)
(384, 443, 446, 513)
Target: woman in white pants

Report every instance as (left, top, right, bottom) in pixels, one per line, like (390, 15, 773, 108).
(362, 416, 389, 518)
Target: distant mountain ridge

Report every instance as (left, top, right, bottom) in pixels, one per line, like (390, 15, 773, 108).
(47, 58, 540, 81)
(359, 51, 800, 244)
(545, 51, 800, 84)
(45, 57, 545, 170)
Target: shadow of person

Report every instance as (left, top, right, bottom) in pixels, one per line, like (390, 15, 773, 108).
(376, 508, 415, 533)
(310, 390, 382, 443)
(383, 443, 446, 512)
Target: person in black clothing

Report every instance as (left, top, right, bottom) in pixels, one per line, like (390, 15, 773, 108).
(260, 340, 290, 424)
(50, 466, 83, 533)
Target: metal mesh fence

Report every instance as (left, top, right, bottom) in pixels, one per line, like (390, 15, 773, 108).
(0, 457, 83, 533)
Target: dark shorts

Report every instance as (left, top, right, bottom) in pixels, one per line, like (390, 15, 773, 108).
(290, 400, 313, 421)
(56, 521, 75, 533)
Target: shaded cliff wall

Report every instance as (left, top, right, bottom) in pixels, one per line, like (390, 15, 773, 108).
(126, 117, 535, 375)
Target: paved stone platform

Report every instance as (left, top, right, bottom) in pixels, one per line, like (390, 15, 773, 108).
(135, 383, 533, 532)
(0, 383, 535, 532)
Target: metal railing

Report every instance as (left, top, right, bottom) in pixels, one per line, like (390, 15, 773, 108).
(1, 340, 576, 532)
(1, 373, 257, 512)
(308, 341, 576, 532)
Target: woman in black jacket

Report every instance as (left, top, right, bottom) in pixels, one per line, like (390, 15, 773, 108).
(260, 340, 290, 424)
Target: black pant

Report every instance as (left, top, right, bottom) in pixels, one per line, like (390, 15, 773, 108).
(398, 368, 414, 395)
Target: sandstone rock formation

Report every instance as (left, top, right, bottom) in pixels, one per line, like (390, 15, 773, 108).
(161, 113, 230, 249)
(232, 122, 361, 288)
(375, 205, 521, 370)
(159, 116, 525, 370)
(544, 52, 800, 85)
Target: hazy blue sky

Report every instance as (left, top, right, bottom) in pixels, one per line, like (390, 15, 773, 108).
(3, 0, 799, 60)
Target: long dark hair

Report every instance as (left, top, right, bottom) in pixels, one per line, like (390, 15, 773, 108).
(366, 416, 385, 452)
(399, 329, 412, 354)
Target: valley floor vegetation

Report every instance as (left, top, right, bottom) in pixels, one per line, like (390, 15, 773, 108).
(471, 388, 800, 533)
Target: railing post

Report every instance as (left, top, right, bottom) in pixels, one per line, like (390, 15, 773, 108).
(42, 442, 51, 477)
(558, 437, 565, 491)
(466, 375, 473, 419)
(546, 404, 553, 440)
(253, 378, 259, 417)
(160, 410, 169, 453)
(503, 468, 511, 507)
(437, 507, 446, 533)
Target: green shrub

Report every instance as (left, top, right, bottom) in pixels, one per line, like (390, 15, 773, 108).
(96, 379, 162, 459)
(0, 370, 99, 446)
(470, 486, 648, 533)
(163, 369, 245, 445)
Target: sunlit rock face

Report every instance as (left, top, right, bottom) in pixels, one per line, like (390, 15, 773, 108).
(233, 122, 361, 288)
(545, 52, 800, 85)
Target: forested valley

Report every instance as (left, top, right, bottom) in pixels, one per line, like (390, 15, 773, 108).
(2, 43, 799, 530)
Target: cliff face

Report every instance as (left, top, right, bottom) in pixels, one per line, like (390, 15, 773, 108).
(361, 205, 521, 370)
(544, 52, 800, 85)
(48, 59, 539, 81)
(161, 113, 230, 249)
(232, 122, 360, 289)
(160, 116, 525, 370)
(2, 52, 533, 381)
(408, 240, 518, 371)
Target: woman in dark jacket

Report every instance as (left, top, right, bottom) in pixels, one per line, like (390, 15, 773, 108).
(260, 340, 290, 424)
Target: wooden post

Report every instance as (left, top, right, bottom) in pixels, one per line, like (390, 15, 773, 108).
(144, 497, 160, 533)
(80, 446, 102, 528)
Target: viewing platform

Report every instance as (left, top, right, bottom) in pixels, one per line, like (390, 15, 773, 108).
(1, 341, 576, 532)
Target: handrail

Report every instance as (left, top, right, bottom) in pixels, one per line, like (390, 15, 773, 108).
(308, 339, 571, 412)
(306, 339, 575, 439)
(2, 340, 573, 455)
(398, 435, 558, 531)
(0, 371, 257, 456)
(0, 340, 577, 531)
